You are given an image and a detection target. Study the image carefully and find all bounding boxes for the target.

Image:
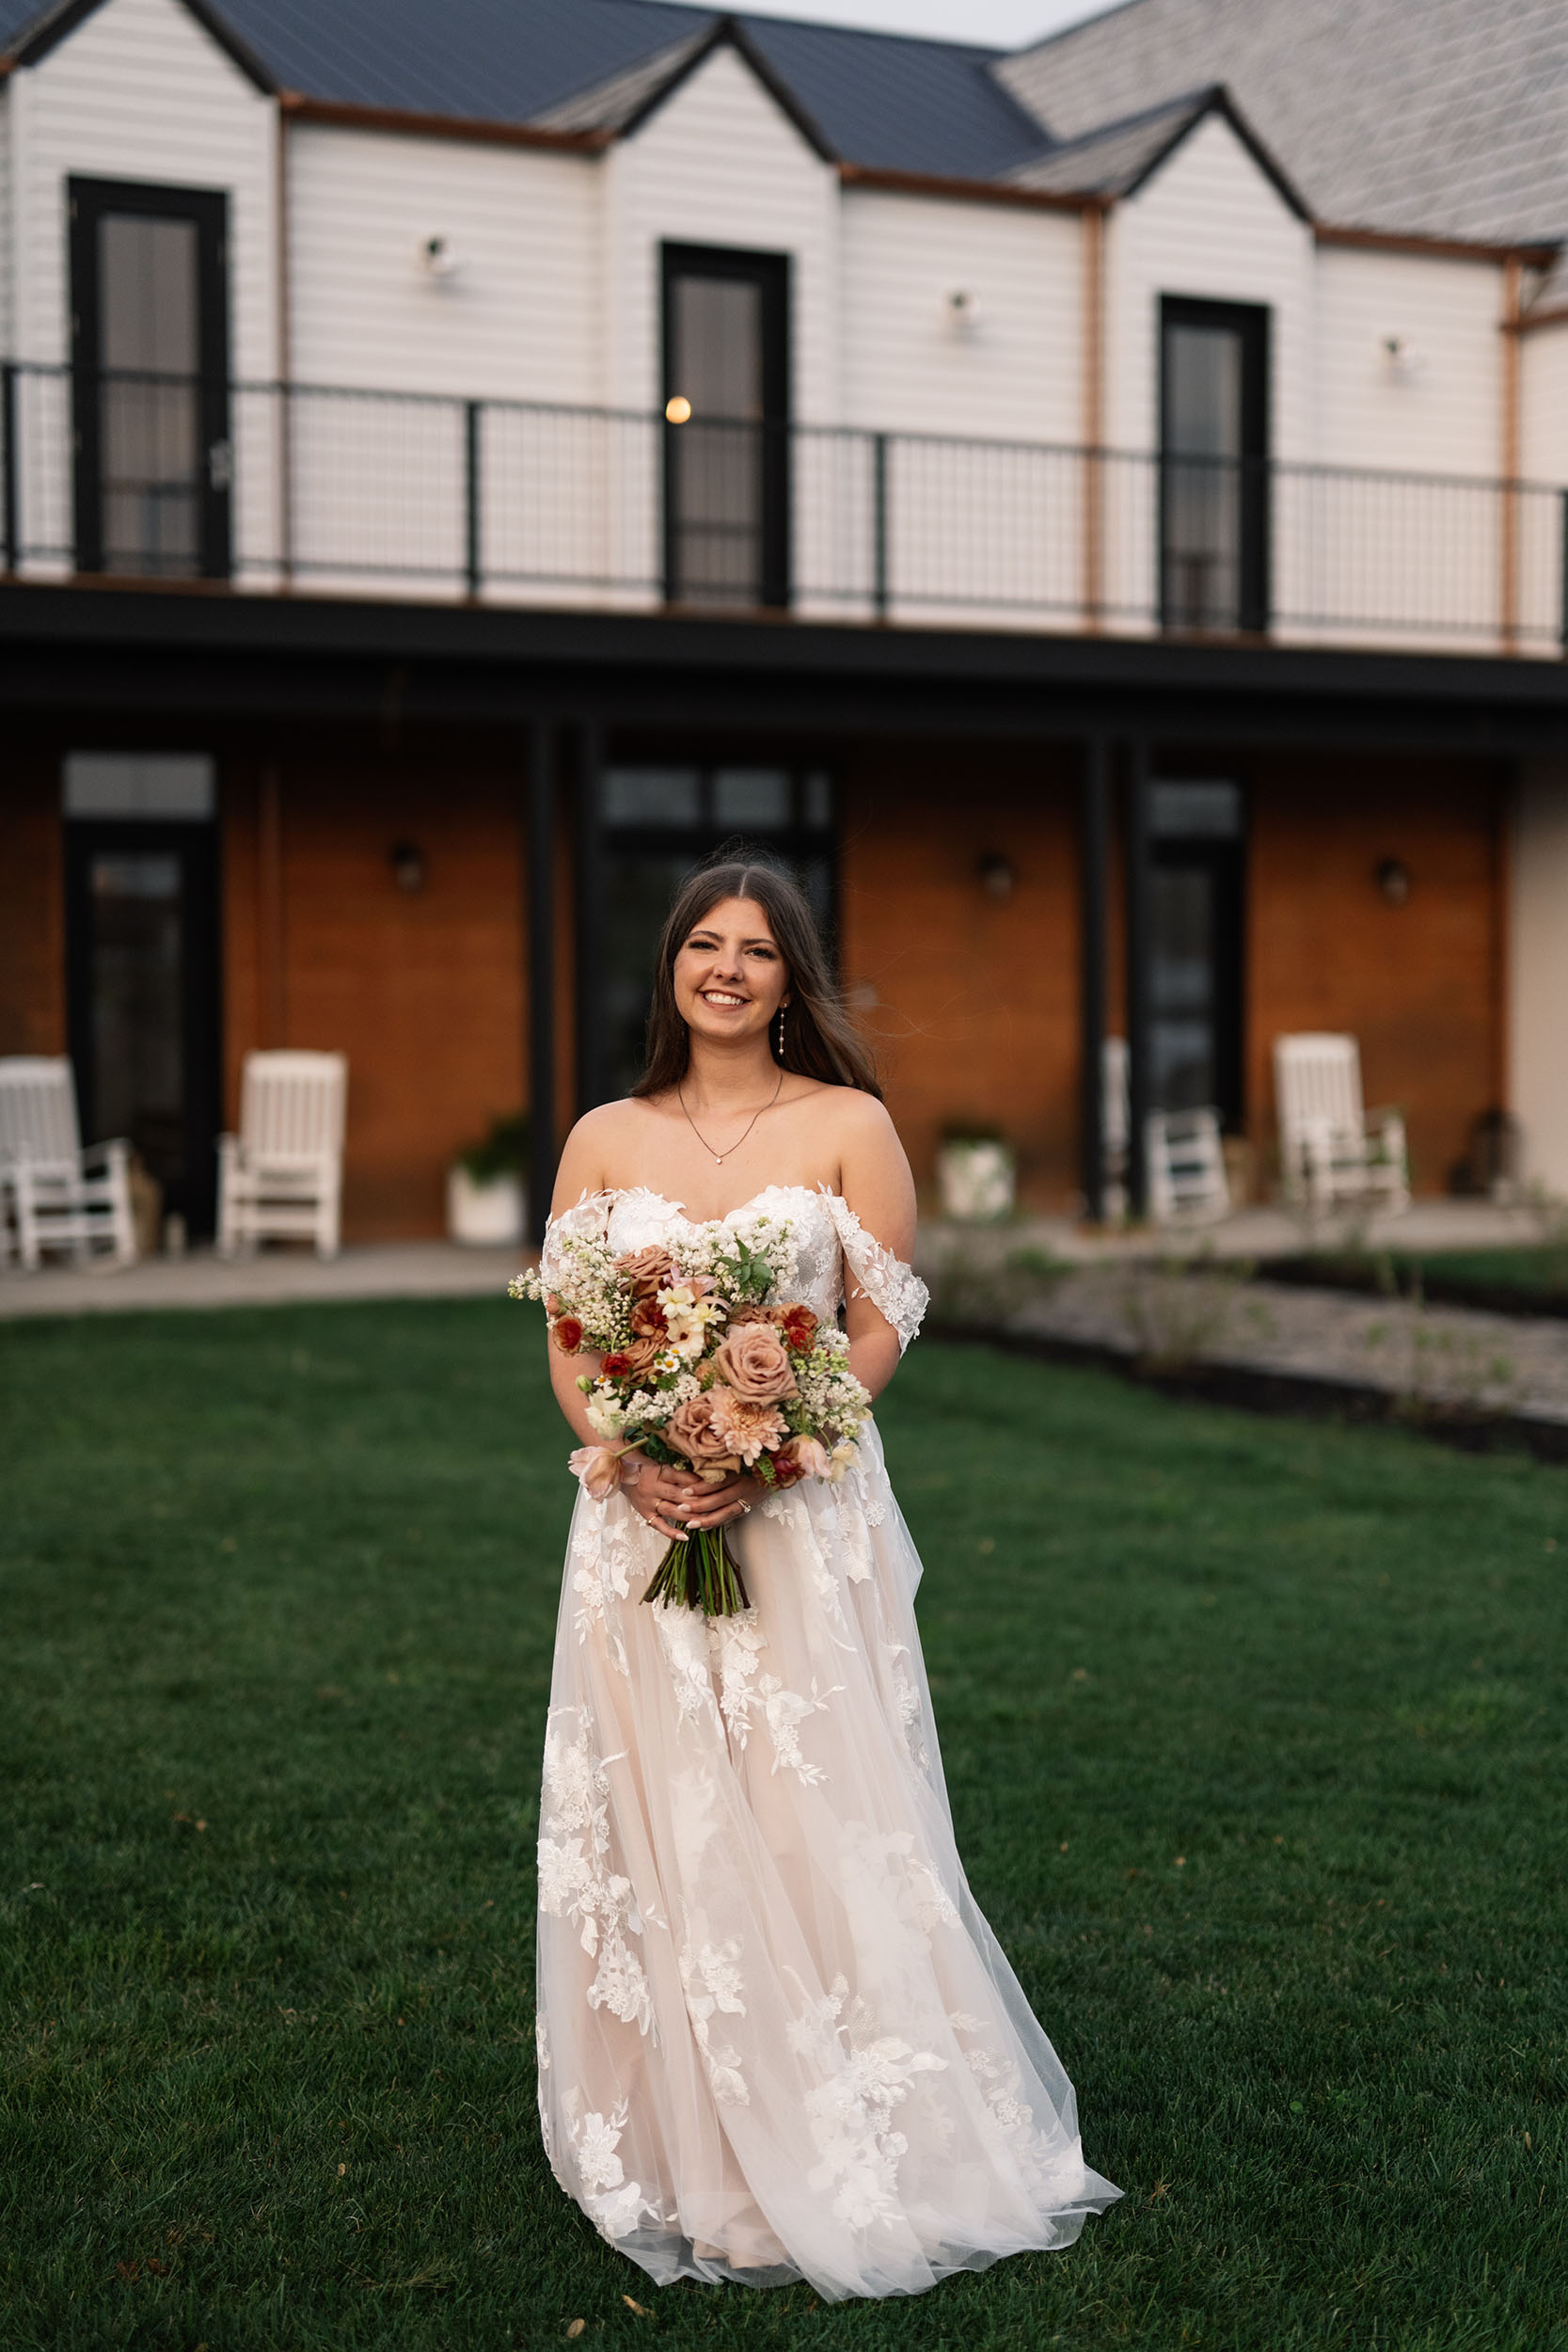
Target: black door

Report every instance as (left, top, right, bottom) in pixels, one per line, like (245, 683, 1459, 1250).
(662, 246, 789, 609)
(1148, 780, 1244, 1126)
(65, 820, 223, 1235)
(588, 763, 834, 1104)
(1159, 298, 1269, 634)
(70, 177, 231, 579)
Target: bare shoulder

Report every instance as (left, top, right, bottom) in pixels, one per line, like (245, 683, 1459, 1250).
(818, 1085, 903, 1156)
(550, 1097, 659, 1210)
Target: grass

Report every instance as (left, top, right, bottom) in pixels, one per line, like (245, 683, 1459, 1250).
(1, 1298, 1565, 2352)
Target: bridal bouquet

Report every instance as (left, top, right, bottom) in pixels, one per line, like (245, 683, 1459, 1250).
(512, 1218, 871, 1616)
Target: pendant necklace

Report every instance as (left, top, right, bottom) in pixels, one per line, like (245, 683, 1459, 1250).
(677, 1068, 784, 1165)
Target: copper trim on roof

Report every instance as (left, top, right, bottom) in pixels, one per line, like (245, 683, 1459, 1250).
(1315, 223, 1557, 267)
(838, 162, 1101, 215)
(278, 92, 611, 154)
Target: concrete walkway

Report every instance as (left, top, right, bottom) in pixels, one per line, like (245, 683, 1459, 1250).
(0, 1198, 1545, 1333)
(0, 1239, 522, 1319)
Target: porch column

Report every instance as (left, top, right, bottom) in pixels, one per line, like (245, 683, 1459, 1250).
(527, 719, 555, 1248)
(1079, 734, 1109, 1220)
(573, 718, 606, 1116)
(1125, 739, 1153, 1218)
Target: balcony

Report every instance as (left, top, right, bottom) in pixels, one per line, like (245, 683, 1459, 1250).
(4, 359, 1566, 659)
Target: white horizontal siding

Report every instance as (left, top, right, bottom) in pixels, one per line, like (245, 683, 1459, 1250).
(0, 87, 11, 359)
(605, 43, 839, 424)
(1520, 315, 1568, 485)
(1512, 762, 1568, 1187)
(840, 189, 1081, 444)
(9, 0, 276, 375)
(1315, 247, 1502, 477)
(286, 128, 600, 404)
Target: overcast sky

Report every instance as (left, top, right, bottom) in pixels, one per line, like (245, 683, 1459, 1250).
(734, 0, 1117, 50)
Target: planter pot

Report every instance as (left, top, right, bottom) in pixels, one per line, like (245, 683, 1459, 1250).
(446, 1165, 526, 1246)
(937, 1139, 1016, 1222)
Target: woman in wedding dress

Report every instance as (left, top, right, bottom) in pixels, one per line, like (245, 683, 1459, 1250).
(534, 857, 1120, 2300)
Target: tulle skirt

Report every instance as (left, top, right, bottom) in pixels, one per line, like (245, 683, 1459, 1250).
(534, 1425, 1121, 2300)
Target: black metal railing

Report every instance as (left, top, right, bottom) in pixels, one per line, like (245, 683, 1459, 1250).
(3, 359, 1565, 655)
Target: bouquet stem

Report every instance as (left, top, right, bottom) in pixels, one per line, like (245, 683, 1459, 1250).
(641, 1523, 751, 1616)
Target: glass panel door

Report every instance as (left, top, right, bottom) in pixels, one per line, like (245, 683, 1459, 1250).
(663, 246, 789, 610)
(65, 820, 221, 1234)
(71, 179, 231, 579)
(1148, 780, 1244, 1124)
(1160, 299, 1268, 633)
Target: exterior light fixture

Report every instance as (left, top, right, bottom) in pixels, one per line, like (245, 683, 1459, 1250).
(419, 235, 461, 280)
(665, 395, 692, 424)
(1375, 855, 1411, 905)
(947, 289, 982, 333)
(1379, 334, 1424, 382)
(390, 839, 426, 893)
(977, 850, 1015, 901)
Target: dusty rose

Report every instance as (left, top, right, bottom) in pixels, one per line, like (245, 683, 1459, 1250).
(568, 1445, 626, 1501)
(707, 1387, 788, 1466)
(667, 1391, 743, 1471)
(550, 1314, 584, 1355)
(629, 1295, 669, 1341)
(713, 1321, 798, 1403)
(615, 1245, 677, 1298)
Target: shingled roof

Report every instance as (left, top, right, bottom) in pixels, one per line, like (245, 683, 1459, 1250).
(999, 0, 1568, 250)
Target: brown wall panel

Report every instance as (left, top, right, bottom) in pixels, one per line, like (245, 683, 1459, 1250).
(255, 739, 527, 1241)
(1246, 758, 1503, 1196)
(840, 741, 1082, 1210)
(0, 755, 65, 1057)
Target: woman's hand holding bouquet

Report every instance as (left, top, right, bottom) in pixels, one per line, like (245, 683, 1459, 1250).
(513, 1221, 871, 1614)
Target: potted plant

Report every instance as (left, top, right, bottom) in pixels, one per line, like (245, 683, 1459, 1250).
(447, 1112, 529, 1246)
(936, 1120, 1016, 1222)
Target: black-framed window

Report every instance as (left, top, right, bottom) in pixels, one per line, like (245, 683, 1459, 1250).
(62, 754, 223, 1235)
(594, 764, 833, 1102)
(70, 177, 232, 580)
(1159, 297, 1269, 634)
(662, 245, 790, 610)
(1148, 780, 1245, 1127)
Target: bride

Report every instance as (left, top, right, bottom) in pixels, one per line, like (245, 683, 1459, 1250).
(534, 856, 1120, 2300)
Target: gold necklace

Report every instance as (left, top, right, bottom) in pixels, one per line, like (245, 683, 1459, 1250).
(677, 1069, 784, 1166)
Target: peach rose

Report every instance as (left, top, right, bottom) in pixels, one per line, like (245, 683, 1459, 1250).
(667, 1392, 745, 1479)
(609, 1331, 665, 1381)
(615, 1245, 677, 1298)
(707, 1387, 788, 1467)
(712, 1321, 798, 1403)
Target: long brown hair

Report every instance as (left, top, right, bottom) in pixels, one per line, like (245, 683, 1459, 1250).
(632, 855, 882, 1099)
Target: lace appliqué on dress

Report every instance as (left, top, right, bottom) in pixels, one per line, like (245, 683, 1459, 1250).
(821, 1188, 929, 1354)
(786, 1971, 948, 2232)
(562, 2090, 664, 2240)
(679, 1938, 751, 2106)
(539, 1708, 655, 2036)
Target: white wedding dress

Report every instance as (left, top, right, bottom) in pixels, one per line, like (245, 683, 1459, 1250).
(534, 1184, 1120, 2300)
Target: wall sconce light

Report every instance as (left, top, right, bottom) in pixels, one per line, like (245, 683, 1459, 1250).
(419, 235, 462, 281)
(665, 394, 691, 424)
(1375, 856, 1411, 906)
(977, 850, 1015, 901)
(390, 839, 426, 893)
(1379, 333, 1425, 383)
(947, 289, 982, 335)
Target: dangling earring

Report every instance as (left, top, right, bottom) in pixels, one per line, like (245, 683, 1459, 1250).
(776, 1000, 788, 1060)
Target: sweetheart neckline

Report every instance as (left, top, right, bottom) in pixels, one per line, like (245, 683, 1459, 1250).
(602, 1182, 833, 1227)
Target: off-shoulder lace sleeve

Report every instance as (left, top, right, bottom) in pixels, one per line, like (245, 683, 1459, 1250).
(539, 1189, 613, 1293)
(821, 1188, 928, 1353)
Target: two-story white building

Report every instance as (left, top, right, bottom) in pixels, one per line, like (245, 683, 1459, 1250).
(4, 0, 1568, 1237)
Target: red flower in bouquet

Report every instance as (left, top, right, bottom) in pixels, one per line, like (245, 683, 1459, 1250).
(551, 1314, 585, 1355)
(776, 1304, 819, 1355)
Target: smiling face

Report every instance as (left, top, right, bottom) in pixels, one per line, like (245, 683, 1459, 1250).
(672, 895, 790, 1052)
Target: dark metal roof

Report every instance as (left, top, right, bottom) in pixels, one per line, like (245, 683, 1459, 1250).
(0, 0, 1053, 182)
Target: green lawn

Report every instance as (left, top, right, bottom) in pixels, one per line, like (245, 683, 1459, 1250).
(2, 1301, 1564, 2352)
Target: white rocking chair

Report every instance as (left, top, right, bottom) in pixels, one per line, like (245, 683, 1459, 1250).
(1147, 1107, 1231, 1224)
(0, 1057, 137, 1270)
(217, 1051, 347, 1260)
(1275, 1033, 1409, 1216)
